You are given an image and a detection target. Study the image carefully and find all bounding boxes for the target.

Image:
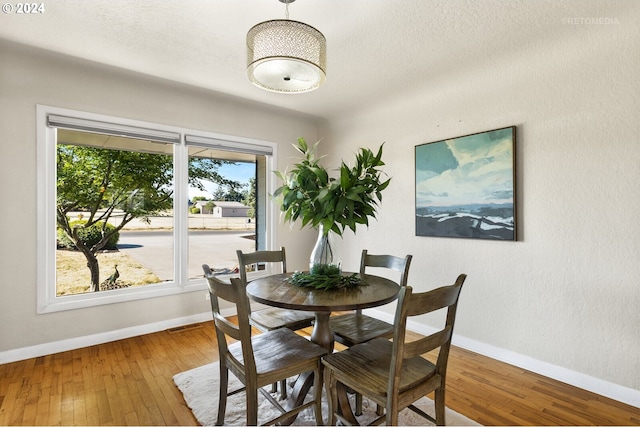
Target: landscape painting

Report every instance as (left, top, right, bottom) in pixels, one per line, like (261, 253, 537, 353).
(415, 126, 516, 240)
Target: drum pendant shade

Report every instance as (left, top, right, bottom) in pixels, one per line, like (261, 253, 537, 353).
(247, 19, 326, 93)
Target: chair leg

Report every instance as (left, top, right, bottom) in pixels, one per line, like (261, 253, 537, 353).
(280, 379, 287, 399)
(385, 394, 399, 426)
(324, 367, 337, 426)
(246, 385, 258, 426)
(216, 366, 228, 426)
(434, 387, 446, 426)
(376, 403, 384, 416)
(386, 403, 399, 426)
(313, 365, 324, 426)
(355, 392, 363, 416)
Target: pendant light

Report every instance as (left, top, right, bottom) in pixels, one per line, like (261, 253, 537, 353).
(246, 0, 326, 93)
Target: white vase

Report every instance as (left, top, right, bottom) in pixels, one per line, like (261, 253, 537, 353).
(309, 224, 341, 274)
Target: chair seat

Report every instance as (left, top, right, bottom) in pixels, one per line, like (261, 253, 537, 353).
(229, 328, 327, 380)
(330, 312, 395, 346)
(322, 337, 437, 396)
(250, 307, 315, 332)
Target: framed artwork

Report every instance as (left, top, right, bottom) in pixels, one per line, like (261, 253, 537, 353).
(415, 126, 516, 240)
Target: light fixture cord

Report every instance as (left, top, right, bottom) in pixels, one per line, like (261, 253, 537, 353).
(285, 2, 289, 19)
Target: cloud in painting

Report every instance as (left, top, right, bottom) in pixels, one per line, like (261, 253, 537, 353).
(416, 128, 513, 207)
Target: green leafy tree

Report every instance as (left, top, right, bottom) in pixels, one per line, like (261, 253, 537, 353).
(243, 177, 256, 219)
(57, 145, 239, 292)
(204, 201, 215, 214)
(212, 181, 246, 202)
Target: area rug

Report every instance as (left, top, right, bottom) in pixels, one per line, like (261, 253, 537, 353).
(174, 362, 480, 426)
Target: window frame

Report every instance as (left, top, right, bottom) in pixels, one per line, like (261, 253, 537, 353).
(36, 105, 278, 314)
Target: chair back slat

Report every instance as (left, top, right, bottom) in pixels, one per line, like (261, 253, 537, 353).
(213, 313, 242, 341)
(237, 247, 287, 285)
(206, 275, 238, 303)
(405, 280, 464, 317)
(360, 249, 412, 287)
(403, 326, 452, 359)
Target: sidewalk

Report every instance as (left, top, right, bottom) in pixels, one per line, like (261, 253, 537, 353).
(99, 214, 255, 231)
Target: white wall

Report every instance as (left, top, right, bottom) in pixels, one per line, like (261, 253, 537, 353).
(321, 6, 640, 403)
(0, 40, 319, 353)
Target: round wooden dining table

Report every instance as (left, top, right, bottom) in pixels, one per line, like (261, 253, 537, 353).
(246, 271, 400, 424)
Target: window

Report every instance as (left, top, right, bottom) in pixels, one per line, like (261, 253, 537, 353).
(55, 132, 176, 295)
(37, 105, 277, 313)
(185, 144, 263, 281)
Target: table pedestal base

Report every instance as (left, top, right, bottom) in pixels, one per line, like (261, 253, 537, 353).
(279, 312, 358, 425)
(280, 371, 359, 426)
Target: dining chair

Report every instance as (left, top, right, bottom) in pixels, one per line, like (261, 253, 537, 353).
(329, 249, 412, 414)
(330, 250, 412, 347)
(236, 247, 316, 398)
(203, 271, 328, 426)
(322, 274, 467, 426)
(201, 263, 287, 398)
(236, 247, 316, 332)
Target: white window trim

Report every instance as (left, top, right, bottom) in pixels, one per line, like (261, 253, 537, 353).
(36, 105, 278, 314)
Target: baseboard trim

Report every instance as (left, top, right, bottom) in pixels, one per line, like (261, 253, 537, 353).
(0, 309, 229, 366)
(2, 308, 638, 409)
(450, 331, 640, 409)
(366, 308, 640, 409)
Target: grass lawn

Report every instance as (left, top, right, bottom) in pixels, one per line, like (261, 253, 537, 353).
(56, 250, 160, 296)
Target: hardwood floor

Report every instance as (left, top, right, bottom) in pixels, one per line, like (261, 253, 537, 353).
(1, 321, 638, 426)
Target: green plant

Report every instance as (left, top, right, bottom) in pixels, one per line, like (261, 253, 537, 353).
(288, 270, 364, 290)
(273, 138, 390, 237)
(57, 220, 119, 250)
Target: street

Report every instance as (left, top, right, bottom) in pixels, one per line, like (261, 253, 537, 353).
(117, 230, 256, 282)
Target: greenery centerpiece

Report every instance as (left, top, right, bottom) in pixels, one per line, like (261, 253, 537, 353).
(273, 138, 390, 289)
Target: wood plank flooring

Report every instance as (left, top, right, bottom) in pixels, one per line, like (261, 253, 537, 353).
(1, 320, 638, 426)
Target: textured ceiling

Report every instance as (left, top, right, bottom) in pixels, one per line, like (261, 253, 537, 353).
(0, 0, 630, 120)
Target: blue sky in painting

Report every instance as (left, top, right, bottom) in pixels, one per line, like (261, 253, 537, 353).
(415, 128, 513, 208)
